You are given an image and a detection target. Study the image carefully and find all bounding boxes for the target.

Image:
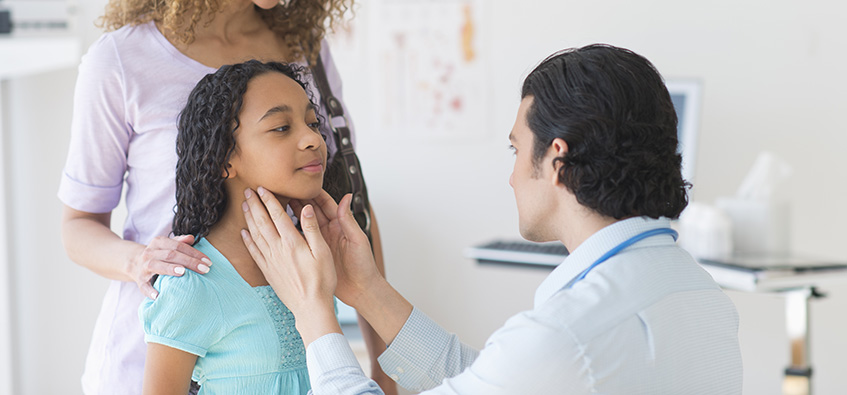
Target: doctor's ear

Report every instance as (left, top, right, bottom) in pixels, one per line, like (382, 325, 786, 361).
(549, 138, 569, 185)
(550, 138, 569, 157)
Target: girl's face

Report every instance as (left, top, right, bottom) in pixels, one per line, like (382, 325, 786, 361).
(228, 72, 327, 201)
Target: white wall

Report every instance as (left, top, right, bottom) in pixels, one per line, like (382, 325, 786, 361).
(336, 1, 847, 394)
(6, 68, 106, 395)
(4, 0, 846, 394)
(4, 1, 109, 394)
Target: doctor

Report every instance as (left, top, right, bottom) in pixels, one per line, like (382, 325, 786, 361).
(240, 44, 743, 394)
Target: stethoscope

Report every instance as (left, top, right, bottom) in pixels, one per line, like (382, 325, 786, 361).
(564, 228, 678, 290)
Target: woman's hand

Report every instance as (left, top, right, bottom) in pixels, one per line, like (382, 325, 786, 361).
(130, 234, 212, 300)
(61, 205, 211, 300)
(241, 187, 341, 345)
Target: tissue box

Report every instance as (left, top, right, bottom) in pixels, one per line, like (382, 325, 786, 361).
(715, 198, 790, 256)
(677, 202, 734, 261)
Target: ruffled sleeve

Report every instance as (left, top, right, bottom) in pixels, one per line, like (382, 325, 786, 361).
(139, 271, 228, 357)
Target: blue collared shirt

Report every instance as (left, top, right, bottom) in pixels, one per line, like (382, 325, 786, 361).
(306, 217, 743, 394)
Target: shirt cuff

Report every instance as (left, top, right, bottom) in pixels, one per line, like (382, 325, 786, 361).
(57, 172, 122, 213)
(377, 307, 451, 388)
(143, 334, 208, 358)
(306, 333, 362, 379)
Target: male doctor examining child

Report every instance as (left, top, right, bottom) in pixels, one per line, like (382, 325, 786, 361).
(240, 44, 743, 394)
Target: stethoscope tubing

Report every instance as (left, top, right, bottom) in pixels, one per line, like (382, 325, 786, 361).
(566, 227, 679, 289)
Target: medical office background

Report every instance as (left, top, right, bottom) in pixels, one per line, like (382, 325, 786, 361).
(1, 0, 846, 394)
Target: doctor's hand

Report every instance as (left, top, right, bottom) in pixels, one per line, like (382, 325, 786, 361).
(289, 191, 383, 309)
(241, 187, 341, 346)
(294, 190, 413, 347)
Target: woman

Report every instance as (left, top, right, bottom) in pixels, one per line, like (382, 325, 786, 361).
(58, 1, 395, 394)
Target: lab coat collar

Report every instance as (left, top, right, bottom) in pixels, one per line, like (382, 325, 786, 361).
(533, 216, 674, 309)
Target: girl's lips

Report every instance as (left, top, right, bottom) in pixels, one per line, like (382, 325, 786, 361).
(298, 159, 323, 173)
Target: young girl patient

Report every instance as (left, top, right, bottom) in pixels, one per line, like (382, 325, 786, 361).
(139, 60, 328, 394)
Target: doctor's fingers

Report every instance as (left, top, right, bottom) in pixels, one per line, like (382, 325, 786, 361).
(336, 194, 369, 245)
(313, 190, 340, 222)
(290, 199, 331, 229)
(250, 187, 302, 244)
(299, 205, 332, 260)
(243, 188, 283, 243)
(243, 198, 272, 256)
(242, 193, 307, 265)
(241, 228, 269, 270)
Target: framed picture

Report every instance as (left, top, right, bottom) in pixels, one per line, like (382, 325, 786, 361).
(666, 79, 702, 183)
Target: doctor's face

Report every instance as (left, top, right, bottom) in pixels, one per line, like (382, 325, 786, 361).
(509, 96, 557, 242)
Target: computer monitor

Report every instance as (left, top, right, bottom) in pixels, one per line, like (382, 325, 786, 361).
(665, 80, 702, 183)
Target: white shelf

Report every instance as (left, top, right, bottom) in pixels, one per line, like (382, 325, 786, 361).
(698, 258, 847, 293)
(0, 35, 80, 79)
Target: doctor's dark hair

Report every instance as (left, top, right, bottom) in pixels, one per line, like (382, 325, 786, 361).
(172, 60, 316, 239)
(521, 44, 689, 219)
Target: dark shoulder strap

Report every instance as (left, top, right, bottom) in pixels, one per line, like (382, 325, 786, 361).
(310, 55, 343, 118)
(310, 53, 373, 238)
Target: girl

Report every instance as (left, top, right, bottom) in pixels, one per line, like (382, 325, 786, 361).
(140, 60, 328, 394)
(58, 0, 394, 393)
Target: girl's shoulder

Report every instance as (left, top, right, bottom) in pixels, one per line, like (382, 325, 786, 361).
(152, 263, 222, 303)
(147, 239, 233, 301)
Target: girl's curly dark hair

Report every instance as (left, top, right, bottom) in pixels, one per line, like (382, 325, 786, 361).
(521, 44, 690, 220)
(173, 60, 316, 239)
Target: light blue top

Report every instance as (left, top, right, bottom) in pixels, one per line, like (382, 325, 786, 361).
(305, 217, 743, 394)
(139, 238, 310, 394)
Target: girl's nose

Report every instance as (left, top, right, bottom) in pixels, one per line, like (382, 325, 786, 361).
(301, 126, 323, 150)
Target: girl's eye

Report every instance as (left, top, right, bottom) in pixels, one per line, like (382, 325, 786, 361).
(308, 122, 320, 130)
(508, 145, 517, 155)
(273, 125, 290, 132)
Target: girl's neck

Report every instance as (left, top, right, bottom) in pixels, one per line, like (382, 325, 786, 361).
(204, 190, 292, 287)
(213, 188, 293, 237)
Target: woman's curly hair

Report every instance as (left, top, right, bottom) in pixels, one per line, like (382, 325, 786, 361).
(173, 60, 316, 239)
(97, 0, 352, 63)
(521, 44, 690, 220)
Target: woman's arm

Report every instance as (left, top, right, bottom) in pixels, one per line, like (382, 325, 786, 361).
(142, 343, 198, 395)
(61, 205, 212, 299)
(357, 208, 398, 395)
